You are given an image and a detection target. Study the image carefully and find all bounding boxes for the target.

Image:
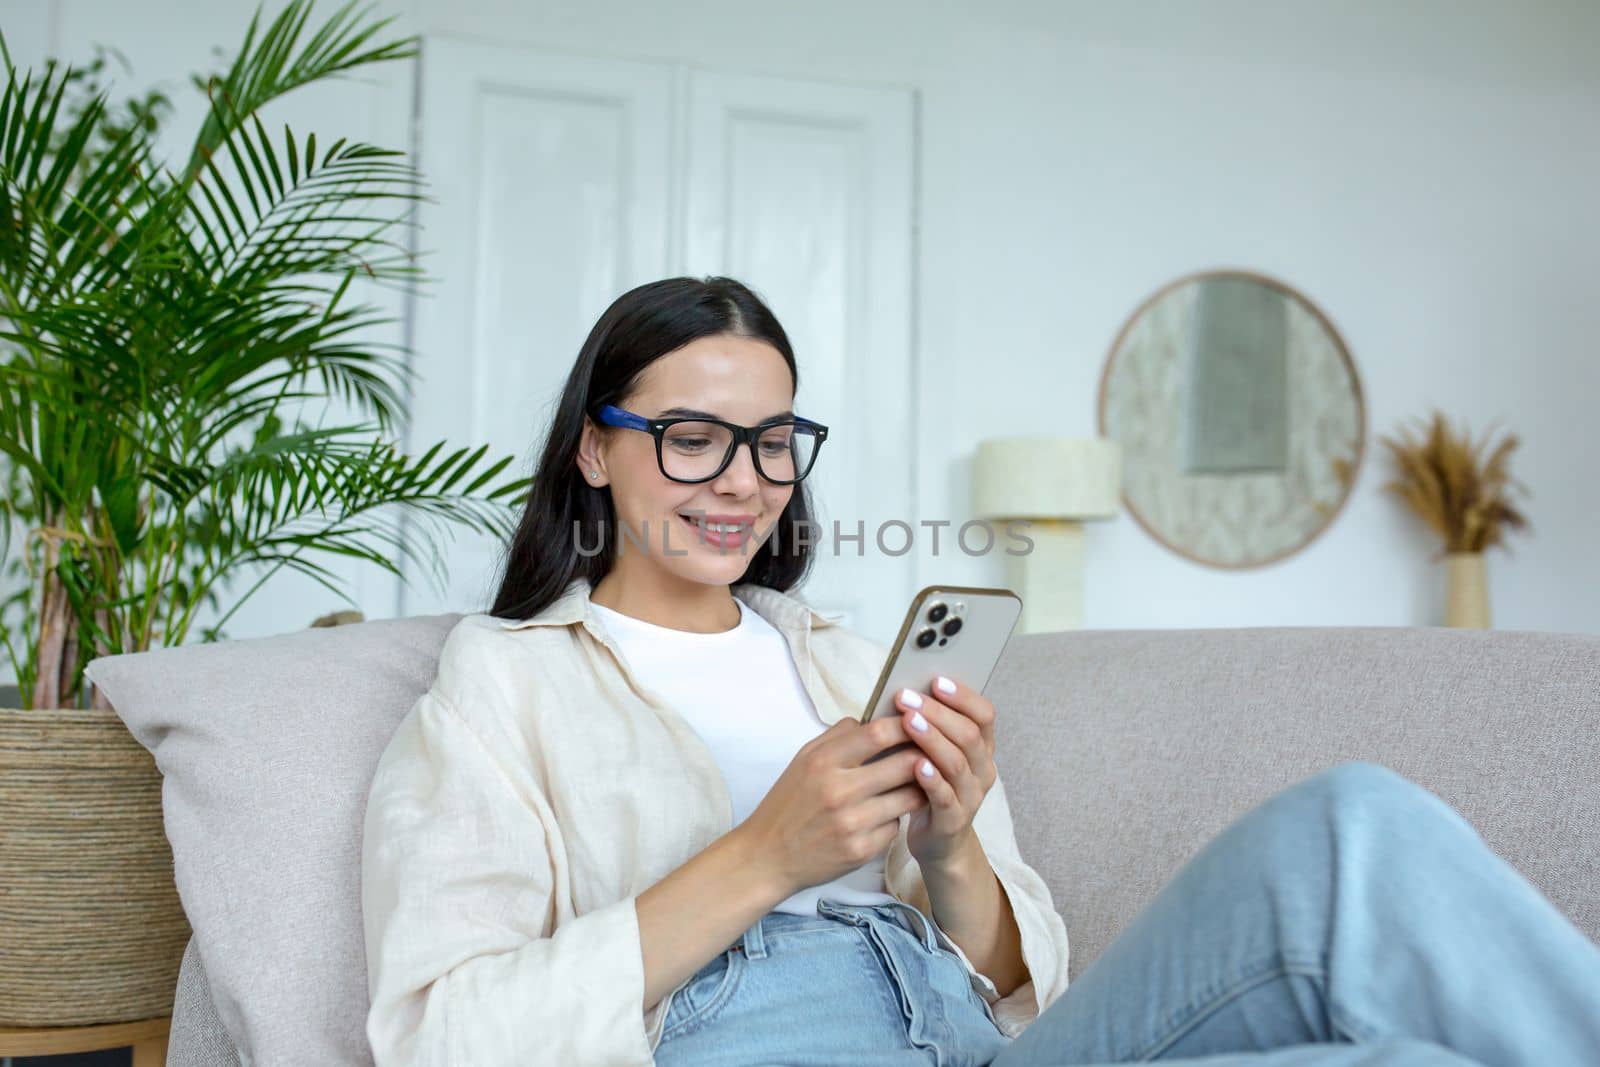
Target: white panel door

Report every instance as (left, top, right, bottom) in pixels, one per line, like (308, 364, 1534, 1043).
(405, 38, 675, 616)
(682, 71, 916, 641)
(408, 40, 917, 642)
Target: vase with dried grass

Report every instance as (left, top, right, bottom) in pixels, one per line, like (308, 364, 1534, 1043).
(1378, 411, 1531, 628)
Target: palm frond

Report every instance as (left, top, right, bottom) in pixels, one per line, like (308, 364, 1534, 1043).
(183, 0, 417, 184)
(158, 434, 529, 644)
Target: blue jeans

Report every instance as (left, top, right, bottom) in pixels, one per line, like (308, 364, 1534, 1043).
(655, 896, 1009, 1066)
(654, 762, 1600, 1065)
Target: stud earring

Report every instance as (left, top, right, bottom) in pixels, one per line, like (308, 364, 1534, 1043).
(588, 471, 599, 480)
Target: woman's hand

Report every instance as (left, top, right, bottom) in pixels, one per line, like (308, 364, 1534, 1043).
(894, 674, 997, 869)
(736, 713, 931, 899)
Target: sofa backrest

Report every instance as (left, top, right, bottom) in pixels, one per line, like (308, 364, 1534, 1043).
(986, 625, 1600, 977)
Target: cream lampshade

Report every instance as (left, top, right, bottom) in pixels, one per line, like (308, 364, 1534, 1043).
(971, 437, 1122, 633)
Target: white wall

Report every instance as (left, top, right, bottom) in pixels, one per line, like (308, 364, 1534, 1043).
(7, 0, 1597, 647)
(903, 4, 1600, 635)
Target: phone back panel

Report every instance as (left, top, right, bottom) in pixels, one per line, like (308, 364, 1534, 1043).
(860, 585, 1023, 724)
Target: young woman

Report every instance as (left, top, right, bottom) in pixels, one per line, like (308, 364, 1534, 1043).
(361, 276, 1600, 1067)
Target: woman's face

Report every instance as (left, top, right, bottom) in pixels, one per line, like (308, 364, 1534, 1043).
(580, 333, 799, 590)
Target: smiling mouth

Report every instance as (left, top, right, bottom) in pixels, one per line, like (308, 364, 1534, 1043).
(680, 516, 753, 532)
(678, 514, 755, 546)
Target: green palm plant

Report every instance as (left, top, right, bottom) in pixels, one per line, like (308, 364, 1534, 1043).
(0, 1, 530, 711)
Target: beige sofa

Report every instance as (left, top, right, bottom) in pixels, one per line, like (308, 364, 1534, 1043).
(86, 621, 1600, 1065)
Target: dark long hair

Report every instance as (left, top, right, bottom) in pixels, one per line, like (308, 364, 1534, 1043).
(489, 277, 818, 622)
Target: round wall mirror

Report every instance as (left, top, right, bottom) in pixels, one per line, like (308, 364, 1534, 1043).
(1097, 269, 1365, 568)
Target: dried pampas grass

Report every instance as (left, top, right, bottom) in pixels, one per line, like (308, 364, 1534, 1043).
(1379, 411, 1532, 560)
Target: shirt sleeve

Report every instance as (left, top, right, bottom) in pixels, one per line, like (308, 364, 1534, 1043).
(885, 769, 1072, 1039)
(361, 680, 660, 1066)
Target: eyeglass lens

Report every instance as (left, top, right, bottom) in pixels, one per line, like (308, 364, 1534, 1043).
(660, 421, 819, 483)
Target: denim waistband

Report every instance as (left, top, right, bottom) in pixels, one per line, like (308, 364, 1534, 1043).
(730, 899, 942, 960)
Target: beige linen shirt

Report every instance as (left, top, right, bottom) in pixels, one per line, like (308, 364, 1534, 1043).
(361, 576, 1071, 1066)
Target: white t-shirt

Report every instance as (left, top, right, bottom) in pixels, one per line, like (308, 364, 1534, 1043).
(589, 597, 897, 916)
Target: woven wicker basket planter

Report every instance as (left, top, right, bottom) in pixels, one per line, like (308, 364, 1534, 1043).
(0, 705, 191, 1026)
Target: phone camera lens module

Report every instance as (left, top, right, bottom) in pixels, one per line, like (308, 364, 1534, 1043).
(915, 627, 937, 649)
(927, 602, 948, 623)
(941, 617, 963, 637)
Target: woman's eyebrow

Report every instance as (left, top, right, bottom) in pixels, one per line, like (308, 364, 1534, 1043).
(658, 406, 795, 422)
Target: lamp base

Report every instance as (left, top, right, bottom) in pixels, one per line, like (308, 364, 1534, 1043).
(1003, 519, 1087, 634)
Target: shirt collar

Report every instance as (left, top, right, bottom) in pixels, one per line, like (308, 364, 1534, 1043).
(495, 577, 841, 635)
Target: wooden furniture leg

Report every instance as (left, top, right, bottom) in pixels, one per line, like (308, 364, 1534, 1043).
(0, 1016, 171, 1062)
(132, 1028, 170, 1067)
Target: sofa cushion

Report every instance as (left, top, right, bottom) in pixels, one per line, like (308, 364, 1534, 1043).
(169, 938, 240, 1067)
(85, 614, 461, 1066)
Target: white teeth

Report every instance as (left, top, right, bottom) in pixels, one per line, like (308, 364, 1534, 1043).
(684, 517, 744, 533)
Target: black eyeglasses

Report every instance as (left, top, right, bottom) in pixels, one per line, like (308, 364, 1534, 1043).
(594, 404, 829, 485)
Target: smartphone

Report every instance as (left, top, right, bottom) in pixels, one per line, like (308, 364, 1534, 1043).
(859, 585, 1023, 764)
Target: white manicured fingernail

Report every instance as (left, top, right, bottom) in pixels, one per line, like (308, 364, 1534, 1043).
(899, 688, 923, 708)
(909, 711, 928, 733)
(935, 676, 956, 696)
(919, 759, 935, 777)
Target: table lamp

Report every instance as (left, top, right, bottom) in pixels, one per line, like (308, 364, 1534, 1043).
(971, 437, 1122, 633)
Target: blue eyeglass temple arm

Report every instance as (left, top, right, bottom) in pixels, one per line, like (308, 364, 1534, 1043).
(596, 405, 650, 431)
(596, 404, 827, 435)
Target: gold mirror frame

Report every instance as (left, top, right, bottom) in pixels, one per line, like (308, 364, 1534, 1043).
(1096, 269, 1366, 569)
